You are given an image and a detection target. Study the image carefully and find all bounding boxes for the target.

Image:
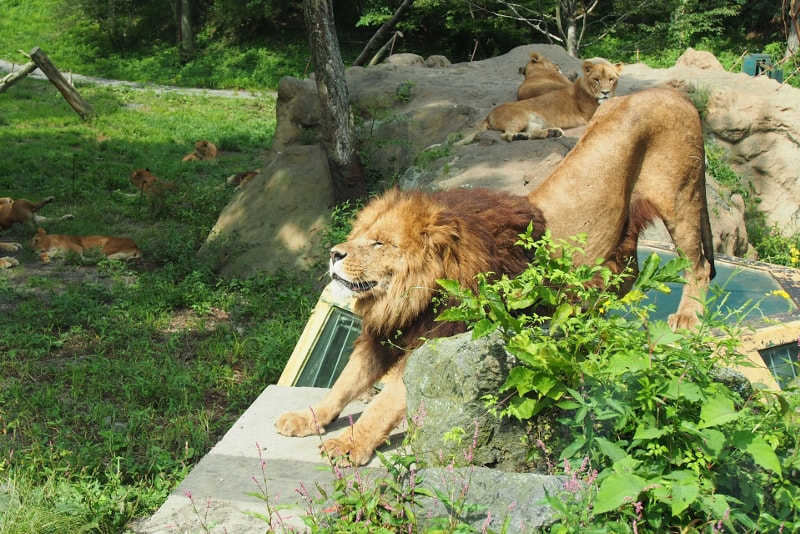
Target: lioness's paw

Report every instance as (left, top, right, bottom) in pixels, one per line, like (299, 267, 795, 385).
(64, 214, 75, 220)
(0, 257, 19, 269)
(667, 312, 699, 331)
(275, 410, 325, 437)
(320, 435, 373, 467)
(546, 128, 564, 138)
(1, 242, 22, 252)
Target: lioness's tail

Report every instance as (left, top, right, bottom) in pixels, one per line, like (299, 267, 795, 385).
(453, 119, 489, 147)
(700, 198, 716, 280)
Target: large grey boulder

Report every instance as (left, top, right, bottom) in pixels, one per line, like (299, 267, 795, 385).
(403, 331, 532, 472)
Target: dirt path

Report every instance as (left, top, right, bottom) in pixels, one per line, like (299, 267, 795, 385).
(0, 59, 276, 99)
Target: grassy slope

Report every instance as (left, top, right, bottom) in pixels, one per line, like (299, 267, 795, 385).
(0, 15, 322, 533)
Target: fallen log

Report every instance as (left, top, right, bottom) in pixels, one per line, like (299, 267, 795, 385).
(0, 61, 38, 93)
(29, 46, 94, 119)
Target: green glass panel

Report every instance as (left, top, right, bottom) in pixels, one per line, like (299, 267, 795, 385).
(759, 343, 799, 389)
(295, 308, 362, 388)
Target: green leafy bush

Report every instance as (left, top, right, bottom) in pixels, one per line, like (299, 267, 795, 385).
(438, 230, 800, 532)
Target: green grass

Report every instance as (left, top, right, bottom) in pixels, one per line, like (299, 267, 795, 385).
(0, 79, 322, 532)
(0, 0, 309, 91)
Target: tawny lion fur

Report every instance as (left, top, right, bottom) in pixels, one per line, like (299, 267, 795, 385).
(129, 169, 179, 196)
(31, 227, 142, 263)
(1, 196, 74, 268)
(516, 51, 572, 100)
(276, 87, 716, 467)
(457, 59, 623, 144)
(182, 140, 218, 162)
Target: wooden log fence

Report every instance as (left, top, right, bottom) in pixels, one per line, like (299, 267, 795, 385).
(0, 46, 94, 120)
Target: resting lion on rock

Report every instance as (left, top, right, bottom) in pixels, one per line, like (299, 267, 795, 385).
(457, 59, 623, 144)
(516, 51, 572, 100)
(276, 87, 715, 466)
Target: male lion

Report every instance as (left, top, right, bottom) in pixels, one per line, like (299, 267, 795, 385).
(182, 140, 219, 162)
(276, 87, 715, 466)
(1, 196, 74, 267)
(516, 51, 572, 100)
(31, 228, 142, 263)
(457, 59, 623, 144)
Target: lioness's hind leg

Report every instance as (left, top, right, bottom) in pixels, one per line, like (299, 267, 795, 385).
(665, 219, 714, 331)
(32, 213, 74, 225)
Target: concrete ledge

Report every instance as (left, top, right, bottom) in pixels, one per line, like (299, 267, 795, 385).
(133, 385, 404, 533)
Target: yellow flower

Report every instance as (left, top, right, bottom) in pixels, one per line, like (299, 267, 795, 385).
(767, 289, 791, 302)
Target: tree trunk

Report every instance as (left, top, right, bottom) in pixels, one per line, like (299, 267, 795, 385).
(178, 0, 196, 57)
(29, 47, 94, 120)
(787, 0, 800, 57)
(353, 0, 415, 67)
(303, 0, 368, 204)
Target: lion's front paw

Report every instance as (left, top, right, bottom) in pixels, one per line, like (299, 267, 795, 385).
(320, 435, 373, 467)
(64, 214, 75, 220)
(275, 410, 325, 437)
(546, 128, 564, 138)
(667, 312, 699, 331)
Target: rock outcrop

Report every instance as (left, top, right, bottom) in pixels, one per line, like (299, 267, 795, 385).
(207, 44, 800, 276)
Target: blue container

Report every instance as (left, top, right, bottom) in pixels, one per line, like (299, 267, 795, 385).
(742, 53, 783, 82)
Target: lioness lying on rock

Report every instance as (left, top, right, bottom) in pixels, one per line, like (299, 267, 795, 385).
(1, 196, 74, 268)
(31, 228, 142, 263)
(516, 51, 572, 100)
(276, 87, 715, 467)
(457, 59, 623, 144)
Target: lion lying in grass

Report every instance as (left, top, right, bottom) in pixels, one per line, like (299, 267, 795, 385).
(276, 87, 715, 466)
(182, 140, 218, 162)
(129, 169, 179, 196)
(1, 196, 74, 268)
(31, 228, 142, 263)
(457, 59, 623, 144)
(516, 51, 572, 100)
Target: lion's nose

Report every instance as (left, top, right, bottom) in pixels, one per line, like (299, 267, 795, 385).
(330, 249, 346, 263)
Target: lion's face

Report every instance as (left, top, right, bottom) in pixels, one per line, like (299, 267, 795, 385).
(329, 192, 427, 303)
(129, 168, 156, 189)
(580, 60, 623, 104)
(30, 228, 49, 252)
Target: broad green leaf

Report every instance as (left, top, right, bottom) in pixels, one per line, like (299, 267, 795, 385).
(648, 321, 684, 346)
(732, 430, 782, 475)
(664, 377, 703, 402)
(697, 393, 742, 429)
(633, 424, 671, 441)
(664, 470, 700, 515)
(550, 302, 574, 328)
(594, 437, 627, 462)
(593, 472, 648, 515)
(607, 350, 650, 374)
(471, 318, 497, 339)
(559, 436, 587, 459)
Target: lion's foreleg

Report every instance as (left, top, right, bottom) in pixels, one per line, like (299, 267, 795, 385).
(320, 362, 408, 466)
(275, 336, 393, 438)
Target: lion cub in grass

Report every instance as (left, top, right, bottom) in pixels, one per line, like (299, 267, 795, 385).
(31, 228, 142, 264)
